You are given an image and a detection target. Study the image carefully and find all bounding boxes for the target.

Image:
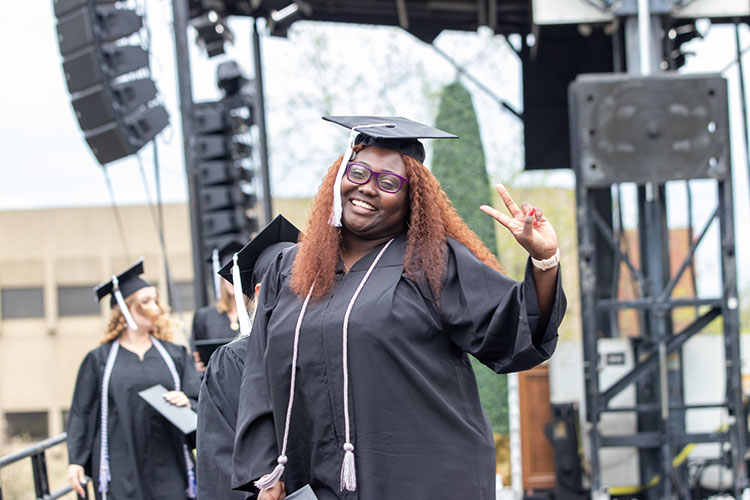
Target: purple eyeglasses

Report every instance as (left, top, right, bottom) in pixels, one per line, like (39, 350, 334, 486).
(345, 162, 409, 194)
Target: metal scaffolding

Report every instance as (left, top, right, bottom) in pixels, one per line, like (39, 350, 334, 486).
(570, 72, 747, 498)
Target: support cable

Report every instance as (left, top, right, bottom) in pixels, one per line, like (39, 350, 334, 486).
(429, 43, 522, 120)
(136, 148, 187, 332)
(101, 168, 132, 261)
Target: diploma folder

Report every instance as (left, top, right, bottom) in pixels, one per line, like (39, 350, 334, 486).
(138, 384, 197, 435)
(285, 485, 318, 500)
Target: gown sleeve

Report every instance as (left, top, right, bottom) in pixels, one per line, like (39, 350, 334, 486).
(439, 237, 565, 373)
(231, 253, 286, 494)
(66, 350, 100, 475)
(191, 309, 207, 351)
(177, 343, 201, 406)
(197, 345, 247, 500)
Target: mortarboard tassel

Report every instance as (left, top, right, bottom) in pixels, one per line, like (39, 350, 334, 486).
(211, 248, 222, 302)
(112, 275, 138, 331)
(329, 129, 356, 227)
(232, 254, 253, 335)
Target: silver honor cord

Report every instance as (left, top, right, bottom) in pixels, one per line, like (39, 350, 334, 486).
(112, 275, 138, 331)
(232, 254, 252, 335)
(211, 248, 221, 301)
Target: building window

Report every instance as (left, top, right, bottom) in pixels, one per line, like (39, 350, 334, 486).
(62, 409, 70, 430)
(171, 282, 195, 311)
(5, 411, 49, 440)
(58, 285, 100, 316)
(1, 288, 44, 319)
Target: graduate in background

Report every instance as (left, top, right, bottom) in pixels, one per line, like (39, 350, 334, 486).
(191, 240, 245, 372)
(196, 215, 300, 500)
(232, 117, 566, 500)
(67, 259, 201, 500)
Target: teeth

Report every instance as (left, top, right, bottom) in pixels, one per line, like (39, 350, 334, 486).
(351, 199, 376, 211)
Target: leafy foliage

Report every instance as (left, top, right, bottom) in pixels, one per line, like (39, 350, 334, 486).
(431, 81, 508, 434)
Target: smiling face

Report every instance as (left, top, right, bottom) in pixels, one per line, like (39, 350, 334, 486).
(340, 146, 409, 242)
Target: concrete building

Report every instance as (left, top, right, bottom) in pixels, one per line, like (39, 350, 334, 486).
(0, 201, 309, 444)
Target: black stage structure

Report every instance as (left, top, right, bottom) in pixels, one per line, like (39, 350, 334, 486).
(171, 1, 750, 497)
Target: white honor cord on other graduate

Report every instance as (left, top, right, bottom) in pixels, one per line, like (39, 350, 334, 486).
(98, 338, 196, 499)
(255, 238, 394, 493)
(98, 340, 120, 499)
(151, 337, 197, 499)
(112, 275, 138, 331)
(232, 254, 253, 335)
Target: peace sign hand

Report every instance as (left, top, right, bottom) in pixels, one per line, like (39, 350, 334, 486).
(480, 182, 558, 261)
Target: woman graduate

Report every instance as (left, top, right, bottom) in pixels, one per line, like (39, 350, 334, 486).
(66, 259, 201, 500)
(232, 116, 566, 500)
(196, 215, 300, 500)
(191, 240, 245, 373)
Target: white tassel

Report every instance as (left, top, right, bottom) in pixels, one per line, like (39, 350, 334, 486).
(340, 443, 357, 492)
(329, 130, 356, 227)
(112, 276, 138, 331)
(254, 455, 287, 490)
(232, 254, 252, 335)
(211, 248, 221, 301)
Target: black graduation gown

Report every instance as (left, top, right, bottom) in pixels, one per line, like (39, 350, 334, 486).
(191, 306, 238, 346)
(196, 336, 251, 500)
(232, 234, 565, 500)
(67, 340, 201, 500)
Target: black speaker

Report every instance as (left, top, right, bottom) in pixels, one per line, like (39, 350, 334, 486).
(521, 24, 614, 170)
(196, 160, 253, 186)
(72, 79, 158, 130)
(202, 207, 253, 237)
(84, 106, 169, 164)
(569, 73, 730, 186)
(53, 0, 168, 165)
(56, 7, 141, 56)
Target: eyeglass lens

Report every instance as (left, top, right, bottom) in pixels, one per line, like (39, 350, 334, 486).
(346, 163, 405, 193)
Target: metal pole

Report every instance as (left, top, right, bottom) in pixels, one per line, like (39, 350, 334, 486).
(252, 18, 273, 224)
(637, 0, 652, 76)
(171, 0, 209, 308)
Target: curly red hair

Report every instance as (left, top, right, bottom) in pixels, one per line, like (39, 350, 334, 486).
(290, 146, 501, 302)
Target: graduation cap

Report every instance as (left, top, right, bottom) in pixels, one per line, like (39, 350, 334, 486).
(322, 116, 457, 226)
(209, 240, 245, 301)
(217, 215, 300, 335)
(94, 258, 152, 331)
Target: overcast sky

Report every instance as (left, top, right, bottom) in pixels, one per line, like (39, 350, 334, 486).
(2, 4, 750, 291)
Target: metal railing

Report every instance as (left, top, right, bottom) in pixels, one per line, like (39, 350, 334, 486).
(0, 432, 89, 500)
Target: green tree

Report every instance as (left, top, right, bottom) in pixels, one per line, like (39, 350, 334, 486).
(431, 80, 508, 434)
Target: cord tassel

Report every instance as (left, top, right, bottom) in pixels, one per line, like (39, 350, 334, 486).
(185, 446, 197, 498)
(340, 443, 357, 492)
(254, 455, 287, 490)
